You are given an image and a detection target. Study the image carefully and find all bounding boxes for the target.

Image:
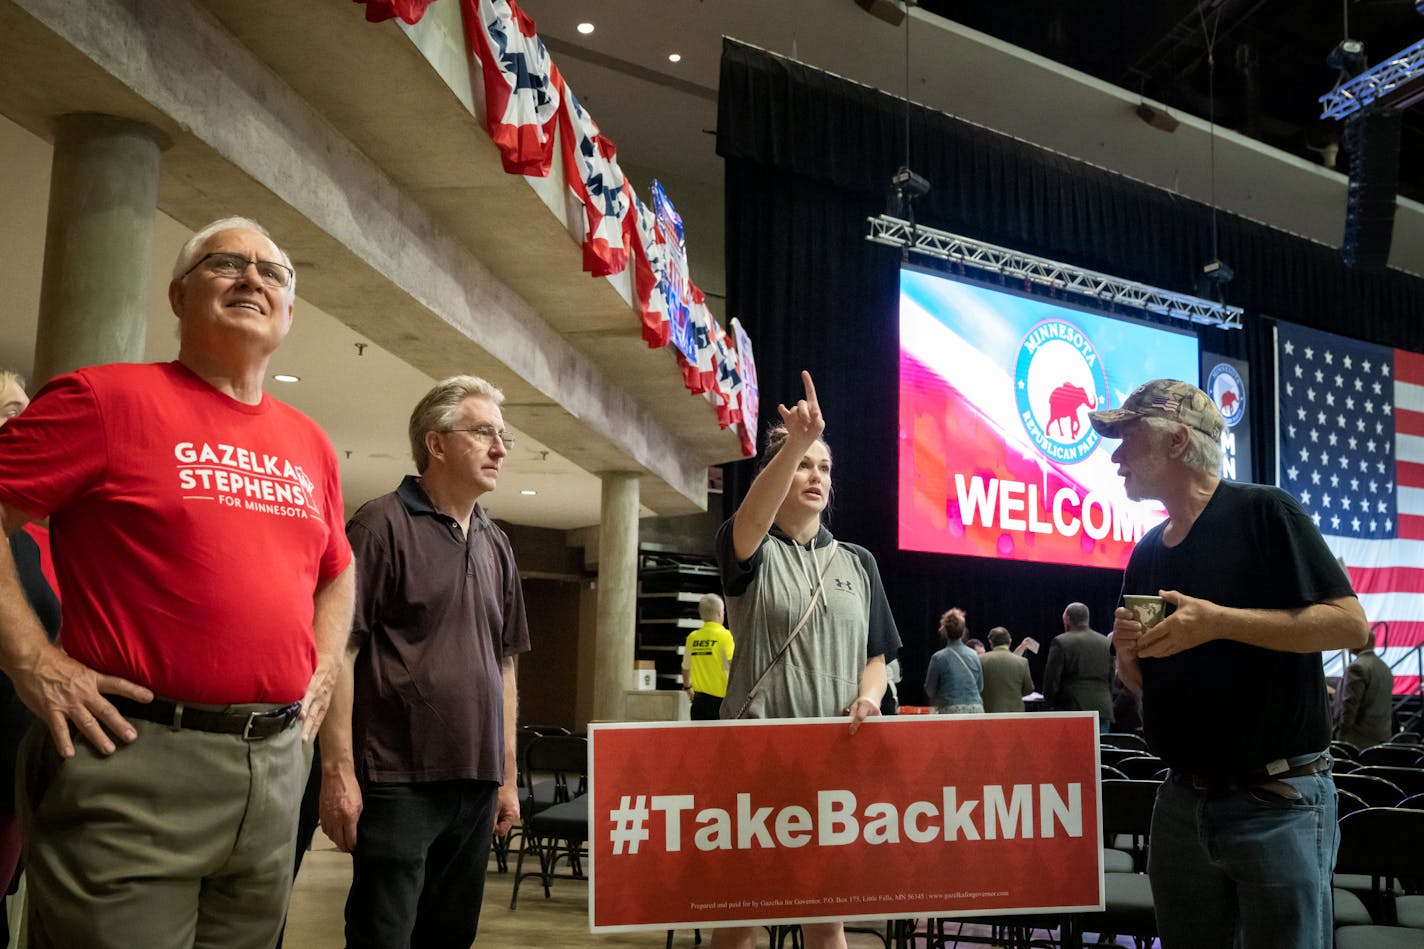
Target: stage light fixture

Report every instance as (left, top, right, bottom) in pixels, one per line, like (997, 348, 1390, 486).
(1328, 39, 1367, 77)
(1135, 102, 1180, 133)
(1202, 258, 1234, 285)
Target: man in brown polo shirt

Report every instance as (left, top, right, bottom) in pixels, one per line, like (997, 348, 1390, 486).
(318, 375, 530, 948)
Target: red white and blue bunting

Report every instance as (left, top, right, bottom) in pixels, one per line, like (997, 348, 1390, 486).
(455, 0, 756, 457)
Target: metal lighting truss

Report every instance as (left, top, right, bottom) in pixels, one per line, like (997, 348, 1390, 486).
(1319, 37, 1424, 120)
(866, 215, 1244, 329)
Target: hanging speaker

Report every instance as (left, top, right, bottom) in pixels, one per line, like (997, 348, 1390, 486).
(1340, 109, 1402, 271)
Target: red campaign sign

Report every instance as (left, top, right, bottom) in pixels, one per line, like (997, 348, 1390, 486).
(588, 714, 1102, 932)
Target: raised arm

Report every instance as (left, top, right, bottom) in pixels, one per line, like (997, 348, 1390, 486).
(730, 371, 825, 561)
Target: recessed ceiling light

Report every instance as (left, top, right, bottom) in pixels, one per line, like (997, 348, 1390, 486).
(273, 373, 300, 383)
(577, 21, 594, 34)
(520, 489, 537, 496)
(668, 53, 682, 63)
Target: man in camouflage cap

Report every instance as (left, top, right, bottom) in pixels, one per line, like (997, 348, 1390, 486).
(1090, 378, 1366, 948)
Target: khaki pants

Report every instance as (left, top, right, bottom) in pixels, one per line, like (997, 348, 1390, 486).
(17, 712, 309, 949)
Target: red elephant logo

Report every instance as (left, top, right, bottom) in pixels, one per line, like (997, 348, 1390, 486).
(1219, 390, 1239, 414)
(1046, 383, 1096, 439)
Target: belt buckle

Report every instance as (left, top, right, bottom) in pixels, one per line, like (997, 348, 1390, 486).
(242, 711, 262, 741)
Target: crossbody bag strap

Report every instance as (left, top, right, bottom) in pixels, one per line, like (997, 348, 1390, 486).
(733, 540, 838, 719)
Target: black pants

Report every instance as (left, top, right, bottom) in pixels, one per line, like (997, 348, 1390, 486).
(345, 780, 499, 949)
(690, 692, 724, 721)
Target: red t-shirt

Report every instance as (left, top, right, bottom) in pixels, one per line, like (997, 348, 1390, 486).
(0, 362, 352, 704)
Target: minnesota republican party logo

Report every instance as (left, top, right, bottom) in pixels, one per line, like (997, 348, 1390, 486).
(1015, 320, 1108, 464)
(1207, 362, 1245, 428)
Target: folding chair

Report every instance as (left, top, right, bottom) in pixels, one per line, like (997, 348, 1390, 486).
(1354, 766, 1424, 798)
(1073, 779, 1160, 948)
(510, 734, 589, 908)
(1114, 756, 1166, 781)
(1100, 733, 1148, 753)
(1334, 773, 1406, 808)
(1359, 744, 1424, 768)
(1333, 807, 1424, 947)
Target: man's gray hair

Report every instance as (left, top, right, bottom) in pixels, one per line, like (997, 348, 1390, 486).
(1142, 416, 1221, 478)
(409, 375, 505, 472)
(0, 369, 25, 396)
(171, 217, 296, 292)
(698, 593, 725, 623)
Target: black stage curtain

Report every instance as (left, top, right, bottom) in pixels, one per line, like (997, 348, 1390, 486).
(715, 40, 1424, 704)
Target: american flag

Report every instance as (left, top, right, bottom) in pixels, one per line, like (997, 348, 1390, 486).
(1276, 321, 1424, 695)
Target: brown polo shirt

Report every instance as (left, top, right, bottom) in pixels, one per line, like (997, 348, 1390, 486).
(347, 476, 530, 784)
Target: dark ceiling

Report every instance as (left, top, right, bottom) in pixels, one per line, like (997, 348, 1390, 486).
(920, 0, 1424, 202)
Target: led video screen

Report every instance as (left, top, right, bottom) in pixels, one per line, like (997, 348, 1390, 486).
(899, 267, 1200, 569)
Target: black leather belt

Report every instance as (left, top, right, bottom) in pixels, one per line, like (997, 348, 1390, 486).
(1174, 753, 1332, 799)
(111, 696, 302, 740)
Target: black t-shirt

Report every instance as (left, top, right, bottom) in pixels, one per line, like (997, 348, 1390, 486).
(1122, 481, 1354, 776)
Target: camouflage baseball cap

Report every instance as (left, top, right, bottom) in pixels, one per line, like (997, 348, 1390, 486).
(1088, 379, 1225, 439)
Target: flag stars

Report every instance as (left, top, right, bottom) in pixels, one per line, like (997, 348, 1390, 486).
(1326, 392, 1335, 406)
(1311, 470, 1321, 485)
(1310, 429, 1320, 443)
(1286, 382, 1294, 397)
(1351, 517, 1361, 532)
(1362, 359, 1372, 373)
(1368, 480, 1378, 493)
(1288, 424, 1297, 438)
(1315, 369, 1325, 384)
(1386, 518, 1394, 531)
(1313, 513, 1322, 526)
(1375, 421, 1384, 435)
(1320, 412, 1329, 425)
(1295, 365, 1304, 379)
(1298, 407, 1308, 421)
(1367, 439, 1376, 453)
(1334, 374, 1344, 388)
(1287, 465, 1300, 480)
(1350, 478, 1359, 491)
(1300, 446, 1311, 462)
(1331, 515, 1341, 530)
(1343, 355, 1353, 369)
(1345, 397, 1355, 410)
(1325, 351, 1334, 365)
(1329, 433, 1338, 446)
(1365, 400, 1375, 413)
(1321, 451, 1331, 466)
(1307, 388, 1317, 402)
(1343, 456, 1353, 470)
(1376, 461, 1386, 474)
(1357, 419, 1367, 432)
(1322, 493, 1332, 508)
(1349, 437, 1358, 450)
(1354, 378, 1364, 392)
(1341, 497, 1352, 512)
(1305, 347, 1315, 360)
(1300, 489, 1312, 505)
(1383, 403, 1391, 416)
(1382, 363, 1390, 377)
(1369, 520, 1377, 532)
(1330, 473, 1340, 488)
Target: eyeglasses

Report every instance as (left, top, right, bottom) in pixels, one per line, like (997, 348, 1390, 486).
(183, 252, 295, 290)
(444, 425, 515, 449)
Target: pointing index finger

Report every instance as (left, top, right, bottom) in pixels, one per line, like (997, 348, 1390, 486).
(801, 370, 818, 406)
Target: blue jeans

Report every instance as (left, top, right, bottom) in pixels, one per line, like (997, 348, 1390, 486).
(1147, 771, 1338, 948)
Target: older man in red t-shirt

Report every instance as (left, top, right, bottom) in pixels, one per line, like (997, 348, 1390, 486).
(0, 217, 354, 949)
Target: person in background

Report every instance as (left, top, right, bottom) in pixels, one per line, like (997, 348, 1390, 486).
(924, 608, 983, 714)
(1095, 379, 1366, 949)
(320, 375, 529, 949)
(0, 218, 354, 949)
(1044, 602, 1114, 733)
(979, 626, 1034, 713)
(0, 370, 58, 945)
(682, 592, 734, 721)
(714, 371, 900, 949)
(1334, 628, 1393, 750)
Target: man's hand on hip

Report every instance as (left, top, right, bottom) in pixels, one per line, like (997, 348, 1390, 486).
(18, 643, 152, 757)
(298, 658, 340, 741)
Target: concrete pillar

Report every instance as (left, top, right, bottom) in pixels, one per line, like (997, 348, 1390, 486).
(591, 472, 640, 722)
(33, 114, 168, 383)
